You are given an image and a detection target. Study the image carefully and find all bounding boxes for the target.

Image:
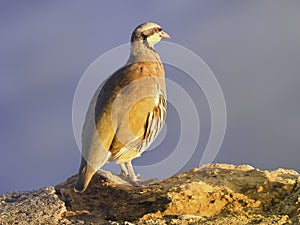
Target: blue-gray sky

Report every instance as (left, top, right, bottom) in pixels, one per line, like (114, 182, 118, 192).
(0, 1, 300, 194)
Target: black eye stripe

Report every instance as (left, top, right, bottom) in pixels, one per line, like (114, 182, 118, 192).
(142, 27, 162, 37)
(153, 27, 162, 32)
(131, 26, 163, 42)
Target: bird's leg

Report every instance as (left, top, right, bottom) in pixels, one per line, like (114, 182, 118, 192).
(120, 163, 129, 177)
(125, 161, 140, 185)
(124, 161, 157, 186)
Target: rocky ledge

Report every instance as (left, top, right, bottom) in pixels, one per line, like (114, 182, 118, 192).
(1, 164, 300, 224)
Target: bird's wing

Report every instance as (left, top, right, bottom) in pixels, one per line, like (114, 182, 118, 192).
(76, 65, 134, 192)
(80, 63, 143, 165)
(80, 68, 124, 169)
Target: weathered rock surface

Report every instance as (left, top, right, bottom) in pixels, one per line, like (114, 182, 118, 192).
(1, 164, 300, 224)
(0, 187, 69, 224)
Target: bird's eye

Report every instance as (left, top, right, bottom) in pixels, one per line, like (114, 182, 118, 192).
(158, 28, 162, 32)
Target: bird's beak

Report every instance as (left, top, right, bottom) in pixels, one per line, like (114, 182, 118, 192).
(160, 31, 171, 39)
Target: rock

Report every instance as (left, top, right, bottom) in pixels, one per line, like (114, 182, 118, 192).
(1, 164, 300, 224)
(0, 187, 70, 224)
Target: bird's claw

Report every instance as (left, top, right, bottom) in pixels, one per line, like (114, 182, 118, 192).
(127, 176, 158, 186)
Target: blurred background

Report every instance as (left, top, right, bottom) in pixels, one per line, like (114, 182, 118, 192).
(0, 1, 299, 194)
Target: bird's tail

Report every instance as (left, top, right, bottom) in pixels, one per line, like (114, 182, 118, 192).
(74, 157, 96, 193)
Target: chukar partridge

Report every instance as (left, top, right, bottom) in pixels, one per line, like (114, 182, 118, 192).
(74, 22, 170, 192)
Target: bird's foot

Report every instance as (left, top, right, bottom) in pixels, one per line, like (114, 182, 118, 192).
(122, 174, 158, 186)
(119, 161, 158, 186)
(134, 177, 159, 186)
(120, 171, 128, 177)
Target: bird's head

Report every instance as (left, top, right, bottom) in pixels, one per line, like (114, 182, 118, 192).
(131, 22, 170, 48)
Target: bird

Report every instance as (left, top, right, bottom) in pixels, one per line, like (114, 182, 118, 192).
(74, 22, 170, 193)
